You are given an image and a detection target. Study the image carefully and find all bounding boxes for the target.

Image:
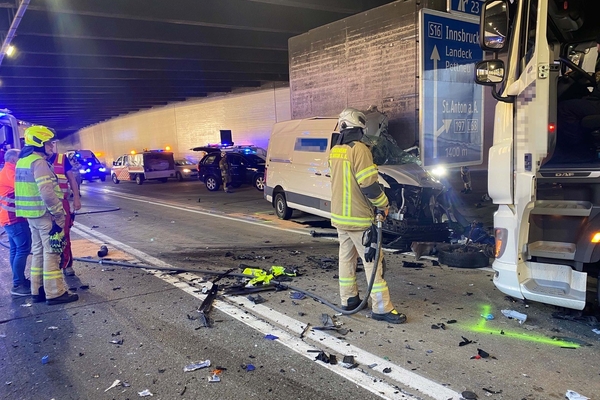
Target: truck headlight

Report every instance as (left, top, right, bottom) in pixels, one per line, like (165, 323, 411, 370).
(183, 168, 191, 173)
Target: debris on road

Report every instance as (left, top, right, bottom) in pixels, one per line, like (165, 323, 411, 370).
(461, 390, 478, 399)
(247, 294, 266, 304)
(242, 364, 255, 371)
(104, 379, 122, 392)
(340, 355, 358, 369)
(501, 309, 527, 324)
(480, 313, 494, 321)
(290, 291, 305, 300)
(382, 367, 392, 373)
(138, 389, 153, 397)
(402, 261, 425, 268)
(264, 334, 278, 340)
(184, 360, 211, 372)
(459, 336, 473, 347)
(41, 355, 49, 364)
(566, 390, 590, 400)
(97, 245, 108, 257)
(109, 339, 124, 345)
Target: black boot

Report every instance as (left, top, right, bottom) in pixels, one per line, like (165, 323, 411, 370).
(32, 287, 46, 303)
(46, 292, 79, 306)
(341, 295, 367, 311)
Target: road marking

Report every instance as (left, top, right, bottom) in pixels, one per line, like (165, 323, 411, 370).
(72, 224, 462, 400)
(84, 187, 316, 237)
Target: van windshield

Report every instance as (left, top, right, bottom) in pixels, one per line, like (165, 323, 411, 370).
(363, 135, 421, 166)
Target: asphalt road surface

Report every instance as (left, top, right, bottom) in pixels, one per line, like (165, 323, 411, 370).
(1, 174, 599, 400)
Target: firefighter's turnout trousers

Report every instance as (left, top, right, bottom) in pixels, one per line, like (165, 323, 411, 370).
(28, 213, 67, 299)
(336, 228, 392, 314)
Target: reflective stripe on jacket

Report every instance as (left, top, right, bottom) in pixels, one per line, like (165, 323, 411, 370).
(15, 153, 64, 219)
(53, 153, 69, 198)
(0, 162, 27, 226)
(328, 141, 388, 230)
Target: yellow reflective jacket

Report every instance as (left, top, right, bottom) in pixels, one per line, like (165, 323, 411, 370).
(15, 152, 65, 223)
(329, 141, 388, 230)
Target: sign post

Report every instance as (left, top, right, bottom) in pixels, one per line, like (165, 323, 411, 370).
(419, 9, 484, 168)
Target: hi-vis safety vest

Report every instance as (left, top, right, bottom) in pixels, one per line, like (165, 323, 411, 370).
(0, 162, 26, 226)
(53, 153, 69, 198)
(15, 153, 63, 218)
(328, 141, 388, 230)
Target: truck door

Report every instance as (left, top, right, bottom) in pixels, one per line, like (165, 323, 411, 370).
(113, 156, 131, 181)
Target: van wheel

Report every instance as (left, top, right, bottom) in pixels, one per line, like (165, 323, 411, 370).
(274, 192, 293, 220)
(205, 175, 220, 191)
(136, 174, 144, 185)
(112, 174, 120, 184)
(254, 174, 265, 191)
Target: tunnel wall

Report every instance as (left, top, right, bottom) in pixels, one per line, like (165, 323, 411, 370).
(58, 83, 291, 165)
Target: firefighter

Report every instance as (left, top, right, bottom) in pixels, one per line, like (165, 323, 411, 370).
(329, 108, 406, 324)
(48, 148, 82, 277)
(0, 149, 32, 297)
(14, 126, 78, 305)
(219, 151, 233, 193)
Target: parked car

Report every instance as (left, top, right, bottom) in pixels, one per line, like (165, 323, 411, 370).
(198, 151, 265, 191)
(66, 150, 107, 182)
(174, 159, 199, 181)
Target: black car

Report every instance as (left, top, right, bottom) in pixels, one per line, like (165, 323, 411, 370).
(67, 150, 107, 182)
(198, 151, 265, 191)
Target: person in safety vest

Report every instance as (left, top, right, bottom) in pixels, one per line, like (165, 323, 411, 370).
(0, 149, 32, 297)
(329, 108, 406, 324)
(14, 126, 78, 305)
(48, 148, 81, 277)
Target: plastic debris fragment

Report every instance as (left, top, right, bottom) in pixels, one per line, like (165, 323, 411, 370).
(138, 389, 153, 397)
(459, 336, 473, 347)
(290, 291, 305, 300)
(501, 309, 527, 324)
(480, 313, 494, 320)
(41, 355, 49, 364)
(264, 334, 278, 340)
(461, 390, 477, 399)
(566, 390, 590, 400)
(184, 360, 211, 372)
(104, 380, 121, 392)
(382, 367, 392, 373)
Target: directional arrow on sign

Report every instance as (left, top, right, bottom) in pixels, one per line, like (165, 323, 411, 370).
(430, 45, 451, 159)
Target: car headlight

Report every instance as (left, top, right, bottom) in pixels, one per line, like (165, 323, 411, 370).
(99, 167, 106, 172)
(183, 168, 191, 173)
(430, 166, 447, 178)
(79, 169, 86, 174)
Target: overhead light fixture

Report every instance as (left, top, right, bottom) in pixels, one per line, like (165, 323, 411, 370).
(5, 45, 15, 57)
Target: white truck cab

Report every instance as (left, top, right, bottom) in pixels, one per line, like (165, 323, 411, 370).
(0, 110, 24, 152)
(264, 116, 455, 249)
(476, 0, 600, 309)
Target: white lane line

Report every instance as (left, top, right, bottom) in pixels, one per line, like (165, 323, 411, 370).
(85, 187, 315, 237)
(71, 224, 461, 400)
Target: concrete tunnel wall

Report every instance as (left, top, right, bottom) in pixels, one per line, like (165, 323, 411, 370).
(58, 83, 292, 166)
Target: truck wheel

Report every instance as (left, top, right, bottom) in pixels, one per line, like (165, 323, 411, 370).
(136, 174, 144, 185)
(100, 175, 106, 182)
(254, 174, 265, 191)
(205, 175, 220, 191)
(274, 192, 293, 220)
(438, 246, 489, 268)
(112, 174, 120, 184)
(176, 172, 183, 182)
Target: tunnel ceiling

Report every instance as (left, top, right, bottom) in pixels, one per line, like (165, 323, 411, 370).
(0, 0, 395, 136)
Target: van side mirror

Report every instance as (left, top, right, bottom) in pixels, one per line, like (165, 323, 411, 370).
(113, 161, 117, 166)
(475, 60, 505, 85)
(480, 0, 509, 51)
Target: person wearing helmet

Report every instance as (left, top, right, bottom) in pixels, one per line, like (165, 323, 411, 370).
(219, 151, 233, 193)
(329, 108, 406, 324)
(14, 126, 78, 305)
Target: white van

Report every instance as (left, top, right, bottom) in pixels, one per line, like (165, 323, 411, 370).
(264, 117, 454, 248)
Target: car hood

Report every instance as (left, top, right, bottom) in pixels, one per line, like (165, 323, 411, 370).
(378, 164, 443, 189)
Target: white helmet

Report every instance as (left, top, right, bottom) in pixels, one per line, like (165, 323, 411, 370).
(338, 108, 366, 130)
